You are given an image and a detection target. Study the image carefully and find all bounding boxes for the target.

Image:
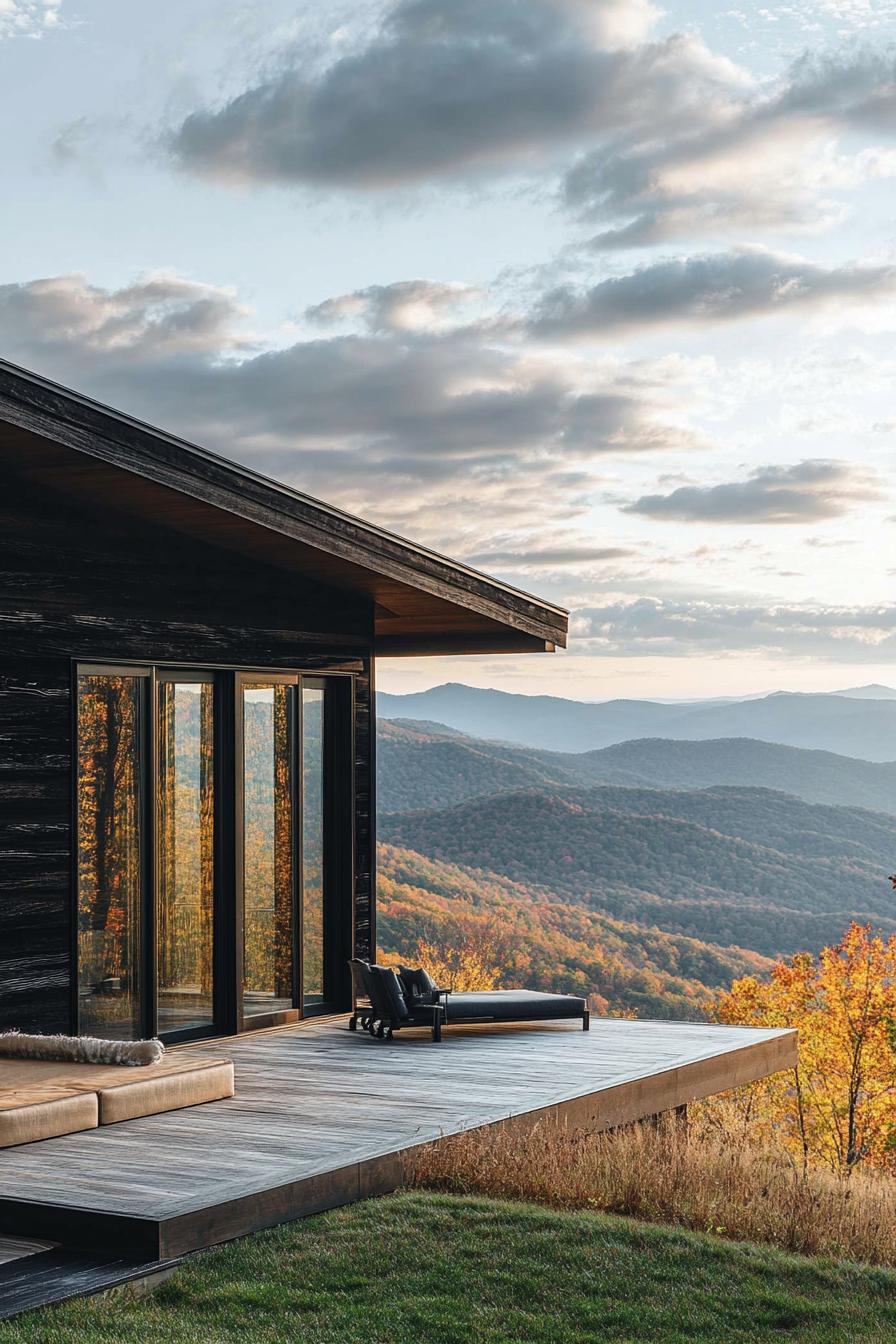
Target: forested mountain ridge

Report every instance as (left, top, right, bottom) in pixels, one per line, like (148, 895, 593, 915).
(377, 843, 772, 1020)
(378, 719, 579, 811)
(378, 719, 896, 815)
(380, 784, 896, 960)
(378, 683, 896, 759)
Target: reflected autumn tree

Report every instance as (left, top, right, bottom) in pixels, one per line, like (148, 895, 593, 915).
(77, 674, 142, 1039)
(243, 686, 295, 1013)
(78, 674, 328, 1037)
(302, 688, 325, 1004)
(157, 682, 215, 1032)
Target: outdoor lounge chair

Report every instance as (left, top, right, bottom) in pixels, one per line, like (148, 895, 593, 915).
(348, 959, 589, 1041)
(349, 960, 446, 1040)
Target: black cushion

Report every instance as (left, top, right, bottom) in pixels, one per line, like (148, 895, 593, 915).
(397, 965, 437, 1007)
(367, 965, 410, 1021)
(443, 990, 586, 1024)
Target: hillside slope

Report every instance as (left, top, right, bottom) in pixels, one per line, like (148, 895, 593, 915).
(378, 843, 771, 1019)
(380, 785, 896, 958)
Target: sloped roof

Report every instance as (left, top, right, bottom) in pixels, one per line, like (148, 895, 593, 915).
(0, 359, 567, 656)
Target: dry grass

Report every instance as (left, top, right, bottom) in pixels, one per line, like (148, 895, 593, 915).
(408, 1102, 896, 1267)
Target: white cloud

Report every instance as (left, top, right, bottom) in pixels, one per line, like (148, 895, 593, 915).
(573, 595, 896, 659)
(168, 0, 745, 190)
(0, 0, 61, 39)
(305, 280, 479, 332)
(624, 459, 882, 523)
(529, 247, 896, 339)
(0, 270, 712, 541)
(164, 0, 896, 252)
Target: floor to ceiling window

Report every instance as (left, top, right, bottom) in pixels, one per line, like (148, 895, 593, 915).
(76, 664, 351, 1041)
(301, 684, 326, 1008)
(157, 677, 215, 1036)
(76, 670, 146, 1040)
(240, 680, 297, 1022)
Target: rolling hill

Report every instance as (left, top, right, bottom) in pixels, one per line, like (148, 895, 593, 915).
(377, 843, 772, 1020)
(380, 784, 896, 960)
(378, 683, 896, 760)
(377, 719, 896, 814)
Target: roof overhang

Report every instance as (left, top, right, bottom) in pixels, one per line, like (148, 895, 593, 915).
(0, 361, 567, 656)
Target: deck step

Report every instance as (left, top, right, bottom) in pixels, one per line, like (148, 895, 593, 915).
(0, 1247, 180, 1321)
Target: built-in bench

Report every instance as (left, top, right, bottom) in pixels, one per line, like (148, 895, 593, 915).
(0, 1054, 234, 1148)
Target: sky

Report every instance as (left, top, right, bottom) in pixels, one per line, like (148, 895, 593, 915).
(1, 0, 895, 701)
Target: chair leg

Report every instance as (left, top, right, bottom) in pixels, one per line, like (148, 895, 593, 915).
(432, 1015, 442, 1042)
(582, 1009, 590, 1031)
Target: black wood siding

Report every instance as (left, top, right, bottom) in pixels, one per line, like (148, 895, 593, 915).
(0, 473, 375, 1033)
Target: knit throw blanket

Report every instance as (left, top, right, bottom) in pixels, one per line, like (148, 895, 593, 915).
(0, 1032, 165, 1067)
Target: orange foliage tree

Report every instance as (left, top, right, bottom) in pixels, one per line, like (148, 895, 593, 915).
(716, 922, 896, 1173)
(380, 910, 507, 991)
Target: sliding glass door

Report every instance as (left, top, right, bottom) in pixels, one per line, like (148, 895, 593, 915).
(76, 670, 146, 1039)
(239, 679, 297, 1022)
(157, 676, 215, 1035)
(301, 684, 325, 1009)
(236, 675, 339, 1026)
(77, 664, 351, 1040)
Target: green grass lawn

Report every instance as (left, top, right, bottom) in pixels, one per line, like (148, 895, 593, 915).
(5, 1192, 896, 1344)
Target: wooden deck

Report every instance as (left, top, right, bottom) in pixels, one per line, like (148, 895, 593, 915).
(0, 1016, 795, 1263)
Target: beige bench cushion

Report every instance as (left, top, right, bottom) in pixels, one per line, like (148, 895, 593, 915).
(0, 1054, 234, 1126)
(96, 1058, 234, 1123)
(0, 1086, 98, 1149)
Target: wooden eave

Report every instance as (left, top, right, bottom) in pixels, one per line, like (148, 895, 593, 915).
(0, 361, 567, 657)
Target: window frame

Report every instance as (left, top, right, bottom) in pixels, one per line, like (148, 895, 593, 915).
(72, 659, 356, 1043)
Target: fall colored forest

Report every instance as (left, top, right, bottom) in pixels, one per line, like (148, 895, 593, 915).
(377, 716, 896, 1174)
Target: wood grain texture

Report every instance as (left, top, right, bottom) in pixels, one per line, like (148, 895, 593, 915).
(0, 1235, 54, 1267)
(0, 1246, 179, 1321)
(0, 1016, 796, 1258)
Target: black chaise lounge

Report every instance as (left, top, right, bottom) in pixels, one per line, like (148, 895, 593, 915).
(348, 960, 589, 1042)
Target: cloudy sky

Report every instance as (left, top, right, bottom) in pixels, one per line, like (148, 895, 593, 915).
(1, 0, 895, 700)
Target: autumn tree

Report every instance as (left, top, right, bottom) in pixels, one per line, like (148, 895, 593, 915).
(716, 923, 896, 1173)
(380, 908, 512, 991)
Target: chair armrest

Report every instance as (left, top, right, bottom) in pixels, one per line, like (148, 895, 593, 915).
(432, 987, 452, 998)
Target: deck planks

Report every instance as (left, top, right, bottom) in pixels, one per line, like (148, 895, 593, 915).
(0, 1016, 795, 1259)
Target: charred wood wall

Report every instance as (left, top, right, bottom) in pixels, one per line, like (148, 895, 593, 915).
(0, 471, 375, 1032)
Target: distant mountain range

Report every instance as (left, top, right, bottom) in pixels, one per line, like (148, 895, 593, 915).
(378, 683, 896, 760)
(378, 720, 896, 815)
(375, 689, 896, 1018)
(380, 783, 896, 960)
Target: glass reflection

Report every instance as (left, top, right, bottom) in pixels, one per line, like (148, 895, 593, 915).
(302, 687, 325, 1007)
(242, 684, 295, 1016)
(157, 681, 215, 1033)
(77, 674, 143, 1039)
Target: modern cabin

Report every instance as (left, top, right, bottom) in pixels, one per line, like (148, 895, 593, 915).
(0, 359, 568, 1046)
(0, 362, 798, 1316)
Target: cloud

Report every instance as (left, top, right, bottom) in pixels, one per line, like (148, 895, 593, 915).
(469, 544, 636, 568)
(0, 271, 709, 541)
(624, 460, 881, 524)
(0, 272, 253, 360)
(565, 47, 896, 247)
(0, 0, 61, 40)
(164, 0, 896, 252)
(573, 595, 896, 661)
(529, 247, 896, 339)
(305, 280, 478, 332)
(168, 0, 744, 189)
